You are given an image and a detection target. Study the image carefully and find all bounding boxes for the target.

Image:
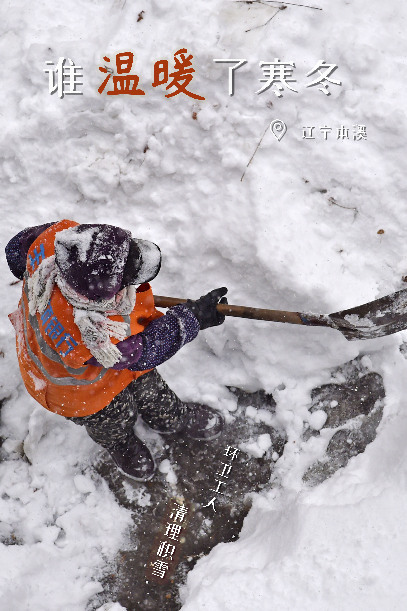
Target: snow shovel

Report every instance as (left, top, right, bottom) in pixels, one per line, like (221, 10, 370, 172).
(154, 287, 407, 340)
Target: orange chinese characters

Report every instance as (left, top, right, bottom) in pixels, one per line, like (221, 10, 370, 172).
(152, 48, 205, 100)
(98, 53, 145, 95)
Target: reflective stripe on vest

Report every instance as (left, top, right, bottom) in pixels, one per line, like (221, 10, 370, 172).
(21, 281, 108, 387)
(23, 278, 88, 375)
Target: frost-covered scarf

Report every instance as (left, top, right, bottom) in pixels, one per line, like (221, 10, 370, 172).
(27, 255, 137, 368)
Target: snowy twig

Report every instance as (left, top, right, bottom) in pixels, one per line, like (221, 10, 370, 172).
(328, 196, 359, 219)
(245, 6, 284, 32)
(262, 0, 321, 8)
(235, 0, 322, 10)
(241, 124, 269, 181)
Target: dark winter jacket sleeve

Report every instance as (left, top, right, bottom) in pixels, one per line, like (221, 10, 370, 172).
(5, 223, 56, 279)
(86, 304, 200, 370)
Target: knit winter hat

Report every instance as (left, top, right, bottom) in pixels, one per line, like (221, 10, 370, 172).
(54, 224, 161, 301)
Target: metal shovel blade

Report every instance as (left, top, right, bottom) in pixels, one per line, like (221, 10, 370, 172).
(304, 287, 407, 340)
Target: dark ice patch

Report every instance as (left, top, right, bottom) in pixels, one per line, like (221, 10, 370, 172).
(90, 386, 284, 610)
(303, 356, 385, 485)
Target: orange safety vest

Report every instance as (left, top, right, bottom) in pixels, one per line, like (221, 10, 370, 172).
(9, 220, 163, 418)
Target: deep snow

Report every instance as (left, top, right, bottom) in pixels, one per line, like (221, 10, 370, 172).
(1, 0, 407, 609)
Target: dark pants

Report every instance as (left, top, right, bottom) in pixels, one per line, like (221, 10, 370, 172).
(68, 369, 187, 451)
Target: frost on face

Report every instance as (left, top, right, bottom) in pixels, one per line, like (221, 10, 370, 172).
(91, 232, 129, 281)
(54, 225, 132, 298)
(55, 226, 99, 267)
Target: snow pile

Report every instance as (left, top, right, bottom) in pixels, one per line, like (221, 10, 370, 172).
(0, 405, 132, 610)
(180, 349, 407, 610)
(1, 0, 407, 608)
(239, 433, 272, 458)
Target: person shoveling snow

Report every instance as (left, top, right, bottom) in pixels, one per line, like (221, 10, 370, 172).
(6, 220, 407, 484)
(5, 220, 227, 482)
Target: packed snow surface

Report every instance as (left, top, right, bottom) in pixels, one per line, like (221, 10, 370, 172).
(1, 0, 407, 609)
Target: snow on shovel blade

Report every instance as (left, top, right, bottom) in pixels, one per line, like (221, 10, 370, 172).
(304, 288, 407, 340)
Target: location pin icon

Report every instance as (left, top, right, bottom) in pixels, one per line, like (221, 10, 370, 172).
(270, 119, 287, 141)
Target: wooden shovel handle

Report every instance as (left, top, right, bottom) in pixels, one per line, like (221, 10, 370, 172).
(154, 295, 306, 325)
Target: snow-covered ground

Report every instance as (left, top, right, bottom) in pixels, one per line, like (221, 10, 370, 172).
(1, 0, 407, 608)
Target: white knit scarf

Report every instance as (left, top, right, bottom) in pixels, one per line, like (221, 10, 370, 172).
(27, 255, 137, 368)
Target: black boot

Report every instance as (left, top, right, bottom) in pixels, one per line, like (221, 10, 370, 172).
(108, 434, 156, 482)
(146, 403, 224, 441)
(183, 403, 224, 440)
